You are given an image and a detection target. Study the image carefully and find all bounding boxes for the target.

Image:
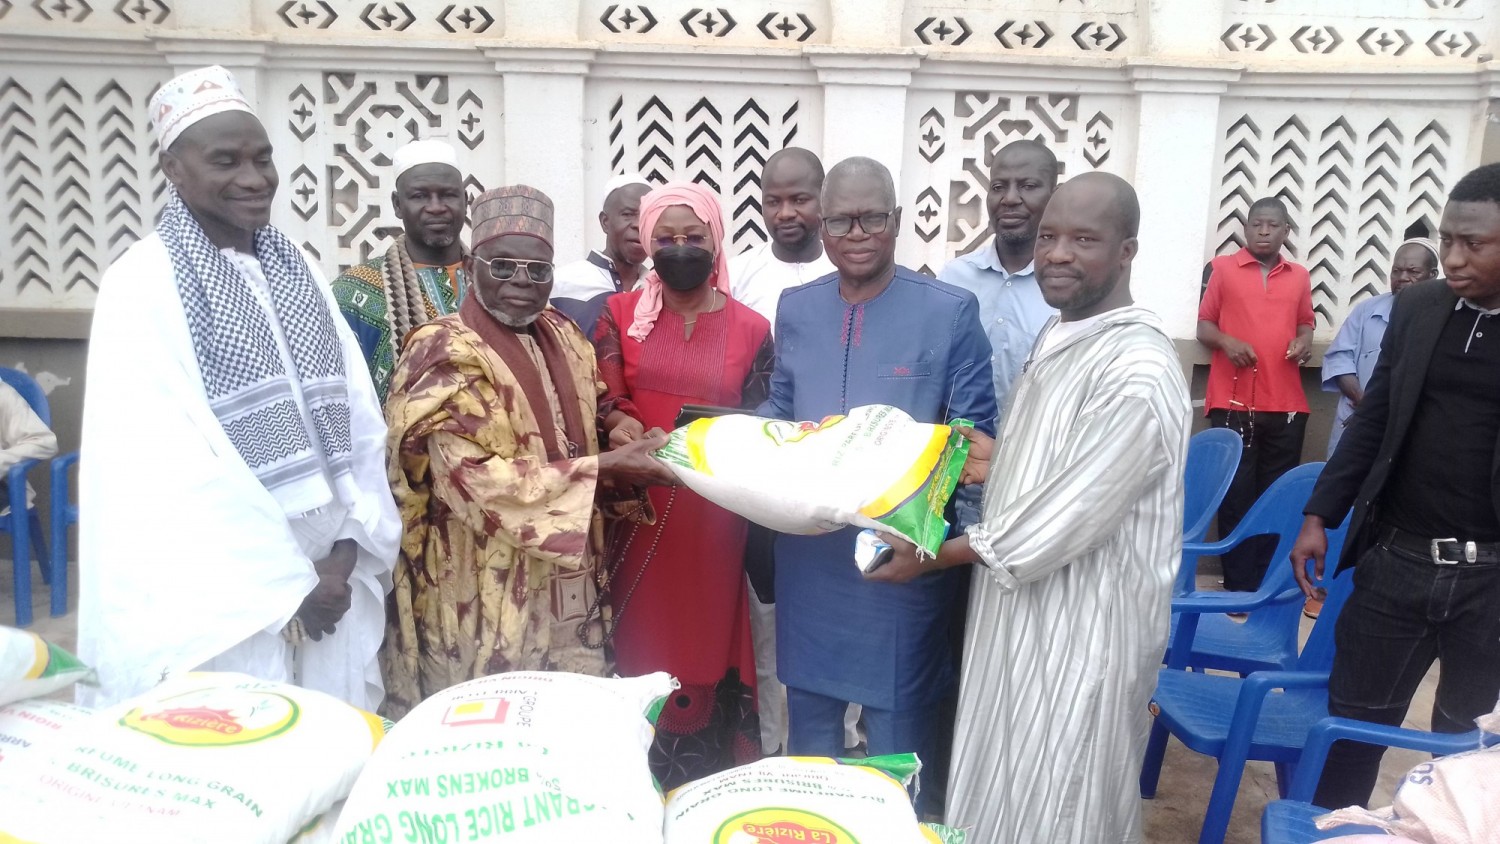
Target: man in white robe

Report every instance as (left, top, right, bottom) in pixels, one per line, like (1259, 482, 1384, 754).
(870, 173, 1190, 842)
(76, 66, 399, 711)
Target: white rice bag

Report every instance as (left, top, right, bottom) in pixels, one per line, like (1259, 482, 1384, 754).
(0, 672, 385, 843)
(0, 624, 93, 705)
(654, 405, 972, 556)
(334, 671, 677, 844)
(290, 800, 344, 844)
(663, 754, 965, 844)
(1316, 709, 1500, 844)
(0, 698, 91, 766)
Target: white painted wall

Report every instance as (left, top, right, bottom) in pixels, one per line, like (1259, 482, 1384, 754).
(1, 0, 1496, 346)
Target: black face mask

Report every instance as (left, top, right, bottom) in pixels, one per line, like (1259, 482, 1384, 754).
(654, 245, 714, 291)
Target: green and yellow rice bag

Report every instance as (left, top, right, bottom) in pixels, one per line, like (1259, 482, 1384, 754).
(0, 625, 93, 705)
(654, 404, 972, 556)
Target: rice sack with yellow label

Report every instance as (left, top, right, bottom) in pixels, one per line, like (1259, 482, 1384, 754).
(0, 624, 94, 705)
(663, 754, 966, 844)
(0, 672, 385, 843)
(653, 404, 972, 556)
(333, 671, 677, 844)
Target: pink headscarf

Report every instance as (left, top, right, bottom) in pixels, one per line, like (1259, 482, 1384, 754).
(628, 181, 733, 342)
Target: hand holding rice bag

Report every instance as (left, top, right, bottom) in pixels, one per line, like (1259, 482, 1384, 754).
(663, 754, 965, 844)
(0, 624, 93, 705)
(653, 404, 972, 556)
(334, 671, 677, 844)
(0, 672, 385, 844)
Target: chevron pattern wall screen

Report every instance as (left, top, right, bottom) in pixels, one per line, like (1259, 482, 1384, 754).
(593, 86, 813, 254)
(1210, 103, 1457, 332)
(0, 72, 166, 307)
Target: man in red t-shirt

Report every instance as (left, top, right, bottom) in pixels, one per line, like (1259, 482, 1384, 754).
(1198, 197, 1315, 591)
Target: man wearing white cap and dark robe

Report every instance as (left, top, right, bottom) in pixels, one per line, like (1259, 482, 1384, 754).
(332, 138, 469, 402)
(550, 174, 652, 337)
(76, 66, 400, 710)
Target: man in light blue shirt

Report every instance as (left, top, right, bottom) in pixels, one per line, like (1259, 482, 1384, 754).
(1321, 237, 1439, 456)
(939, 139, 1059, 421)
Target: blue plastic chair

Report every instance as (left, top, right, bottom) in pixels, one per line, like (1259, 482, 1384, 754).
(1140, 563, 1356, 844)
(1164, 462, 1333, 674)
(48, 450, 78, 619)
(0, 367, 53, 628)
(1261, 717, 1492, 843)
(1175, 427, 1243, 595)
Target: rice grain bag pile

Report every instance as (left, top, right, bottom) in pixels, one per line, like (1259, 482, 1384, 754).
(0, 698, 91, 767)
(663, 754, 966, 844)
(334, 671, 677, 844)
(290, 800, 344, 844)
(0, 624, 93, 705)
(0, 672, 385, 843)
(654, 404, 973, 555)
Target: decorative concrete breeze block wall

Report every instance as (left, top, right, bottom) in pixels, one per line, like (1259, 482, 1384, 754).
(1, 0, 1496, 345)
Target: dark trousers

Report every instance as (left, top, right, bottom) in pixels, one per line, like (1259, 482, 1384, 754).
(1208, 409, 1308, 591)
(1314, 541, 1500, 809)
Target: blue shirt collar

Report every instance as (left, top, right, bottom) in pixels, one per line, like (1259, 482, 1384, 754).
(971, 236, 1036, 279)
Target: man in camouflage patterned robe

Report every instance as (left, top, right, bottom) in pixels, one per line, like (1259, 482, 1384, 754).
(379, 185, 673, 717)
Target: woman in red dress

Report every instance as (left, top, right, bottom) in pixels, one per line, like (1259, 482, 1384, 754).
(593, 182, 772, 788)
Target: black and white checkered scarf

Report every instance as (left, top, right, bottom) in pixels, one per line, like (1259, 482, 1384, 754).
(157, 195, 354, 508)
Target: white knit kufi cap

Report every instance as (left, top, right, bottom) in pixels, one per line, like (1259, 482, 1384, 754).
(150, 65, 256, 151)
(393, 138, 460, 180)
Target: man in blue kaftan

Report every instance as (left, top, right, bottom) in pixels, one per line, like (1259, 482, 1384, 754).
(759, 157, 996, 790)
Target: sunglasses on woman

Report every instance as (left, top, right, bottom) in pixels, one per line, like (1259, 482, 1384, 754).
(652, 234, 712, 250)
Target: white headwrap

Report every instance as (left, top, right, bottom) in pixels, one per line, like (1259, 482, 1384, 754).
(392, 138, 460, 180)
(1398, 237, 1440, 268)
(149, 66, 255, 151)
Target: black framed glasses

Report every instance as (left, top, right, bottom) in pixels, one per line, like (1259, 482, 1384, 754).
(822, 212, 893, 237)
(487, 258, 554, 285)
(652, 234, 711, 250)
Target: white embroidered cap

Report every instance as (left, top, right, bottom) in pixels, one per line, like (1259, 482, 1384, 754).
(604, 173, 650, 199)
(1399, 237, 1440, 266)
(150, 65, 256, 151)
(393, 138, 460, 180)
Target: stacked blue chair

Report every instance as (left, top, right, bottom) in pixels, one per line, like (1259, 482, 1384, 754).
(1175, 427, 1243, 595)
(1163, 462, 1341, 675)
(1140, 563, 1357, 844)
(1, 367, 53, 627)
(49, 450, 78, 619)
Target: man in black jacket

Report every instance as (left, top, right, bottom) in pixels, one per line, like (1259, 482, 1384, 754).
(1291, 163, 1500, 809)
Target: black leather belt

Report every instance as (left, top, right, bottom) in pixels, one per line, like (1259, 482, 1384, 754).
(1379, 524, 1500, 566)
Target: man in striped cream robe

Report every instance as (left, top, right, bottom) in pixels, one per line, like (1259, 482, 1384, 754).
(870, 172, 1190, 842)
